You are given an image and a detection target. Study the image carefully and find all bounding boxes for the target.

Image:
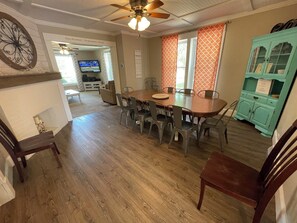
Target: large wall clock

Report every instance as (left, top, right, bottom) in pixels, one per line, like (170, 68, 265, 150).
(0, 12, 37, 70)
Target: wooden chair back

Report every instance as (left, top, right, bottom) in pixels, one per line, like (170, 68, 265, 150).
(257, 119, 297, 212)
(0, 119, 19, 156)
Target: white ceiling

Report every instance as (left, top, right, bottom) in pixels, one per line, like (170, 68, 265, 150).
(2, 0, 297, 37)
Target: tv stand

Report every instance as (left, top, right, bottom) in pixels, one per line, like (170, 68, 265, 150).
(83, 81, 102, 91)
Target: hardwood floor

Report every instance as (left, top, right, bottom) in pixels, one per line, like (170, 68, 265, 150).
(0, 107, 275, 223)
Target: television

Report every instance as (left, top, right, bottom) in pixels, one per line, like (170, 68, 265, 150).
(78, 60, 101, 73)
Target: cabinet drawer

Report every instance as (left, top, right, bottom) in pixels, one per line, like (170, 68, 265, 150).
(246, 94, 267, 103)
(267, 98, 278, 106)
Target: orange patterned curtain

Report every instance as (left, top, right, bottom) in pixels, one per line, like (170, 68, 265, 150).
(193, 23, 225, 92)
(162, 34, 178, 89)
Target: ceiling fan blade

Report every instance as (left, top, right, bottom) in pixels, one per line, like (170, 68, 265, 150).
(111, 15, 131, 22)
(149, 12, 170, 19)
(110, 4, 131, 11)
(144, 0, 164, 11)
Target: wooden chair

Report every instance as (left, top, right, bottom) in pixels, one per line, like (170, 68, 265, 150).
(178, 88, 195, 95)
(0, 119, 62, 182)
(169, 105, 198, 156)
(197, 119, 297, 223)
(198, 100, 238, 151)
(148, 100, 172, 144)
(197, 90, 219, 98)
(163, 87, 175, 94)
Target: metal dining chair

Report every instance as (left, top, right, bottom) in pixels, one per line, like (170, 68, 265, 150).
(148, 100, 173, 144)
(178, 88, 195, 95)
(116, 93, 133, 127)
(197, 90, 219, 98)
(130, 97, 151, 134)
(169, 105, 198, 156)
(163, 87, 175, 94)
(123, 86, 134, 93)
(198, 100, 238, 151)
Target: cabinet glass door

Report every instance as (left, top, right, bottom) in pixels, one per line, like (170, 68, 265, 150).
(266, 42, 293, 75)
(248, 46, 267, 74)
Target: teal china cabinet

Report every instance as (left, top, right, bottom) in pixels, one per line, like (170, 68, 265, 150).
(235, 27, 297, 137)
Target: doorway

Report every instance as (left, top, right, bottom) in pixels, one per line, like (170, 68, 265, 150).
(43, 33, 121, 120)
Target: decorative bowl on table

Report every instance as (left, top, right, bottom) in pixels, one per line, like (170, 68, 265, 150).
(152, 93, 169, 100)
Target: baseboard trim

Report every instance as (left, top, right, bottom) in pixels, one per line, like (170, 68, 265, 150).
(0, 158, 15, 206)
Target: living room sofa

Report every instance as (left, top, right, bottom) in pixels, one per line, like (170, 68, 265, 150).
(100, 80, 117, 105)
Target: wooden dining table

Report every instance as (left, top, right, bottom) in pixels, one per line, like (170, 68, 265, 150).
(122, 90, 227, 118)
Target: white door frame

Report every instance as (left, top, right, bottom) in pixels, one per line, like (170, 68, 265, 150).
(43, 33, 121, 121)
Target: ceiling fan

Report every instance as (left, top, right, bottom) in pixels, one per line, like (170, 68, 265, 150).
(110, 0, 170, 31)
(56, 43, 79, 55)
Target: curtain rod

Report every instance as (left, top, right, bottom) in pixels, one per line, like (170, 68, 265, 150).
(160, 20, 231, 38)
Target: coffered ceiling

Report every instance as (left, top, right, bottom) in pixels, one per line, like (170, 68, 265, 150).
(1, 0, 297, 37)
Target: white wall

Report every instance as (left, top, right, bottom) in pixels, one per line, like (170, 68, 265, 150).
(0, 3, 69, 205)
(116, 34, 150, 90)
(0, 3, 50, 76)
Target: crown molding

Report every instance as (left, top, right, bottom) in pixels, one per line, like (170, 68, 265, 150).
(34, 19, 114, 36)
(31, 3, 101, 22)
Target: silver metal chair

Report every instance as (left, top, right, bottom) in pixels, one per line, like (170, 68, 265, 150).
(197, 90, 219, 98)
(198, 100, 238, 151)
(148, 100, 172, 144)
(163, 87, 175, 94)
(130, 97, 151, 134)
(169, 105, 198, 156)
(116, 93, 133, 127)
(123, 86, 134, 93)
(178, 88, 195, 95)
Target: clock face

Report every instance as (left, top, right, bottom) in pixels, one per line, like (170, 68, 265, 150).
(0, 12, 37, 70)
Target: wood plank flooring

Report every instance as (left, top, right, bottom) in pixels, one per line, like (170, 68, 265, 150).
(0, 107, 275, 223)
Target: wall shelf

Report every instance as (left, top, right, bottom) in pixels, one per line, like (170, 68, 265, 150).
(0, 72, 61, 89)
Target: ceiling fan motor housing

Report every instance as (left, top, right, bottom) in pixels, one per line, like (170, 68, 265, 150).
(130, 0, 148, 9)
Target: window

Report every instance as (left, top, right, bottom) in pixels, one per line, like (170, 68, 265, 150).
(55, 54, 77, 85)
(176, 39, 187, 89)
(187, 37, 197, 88)
(103, 50, 114, 81)
(175, 35, 197, 89)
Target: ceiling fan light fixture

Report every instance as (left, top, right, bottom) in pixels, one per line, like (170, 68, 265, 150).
(138, 17, 150, 31)
(60, 49, 69, 55)
(128, 17, 137, 30)
(128, 16, 150, 31)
